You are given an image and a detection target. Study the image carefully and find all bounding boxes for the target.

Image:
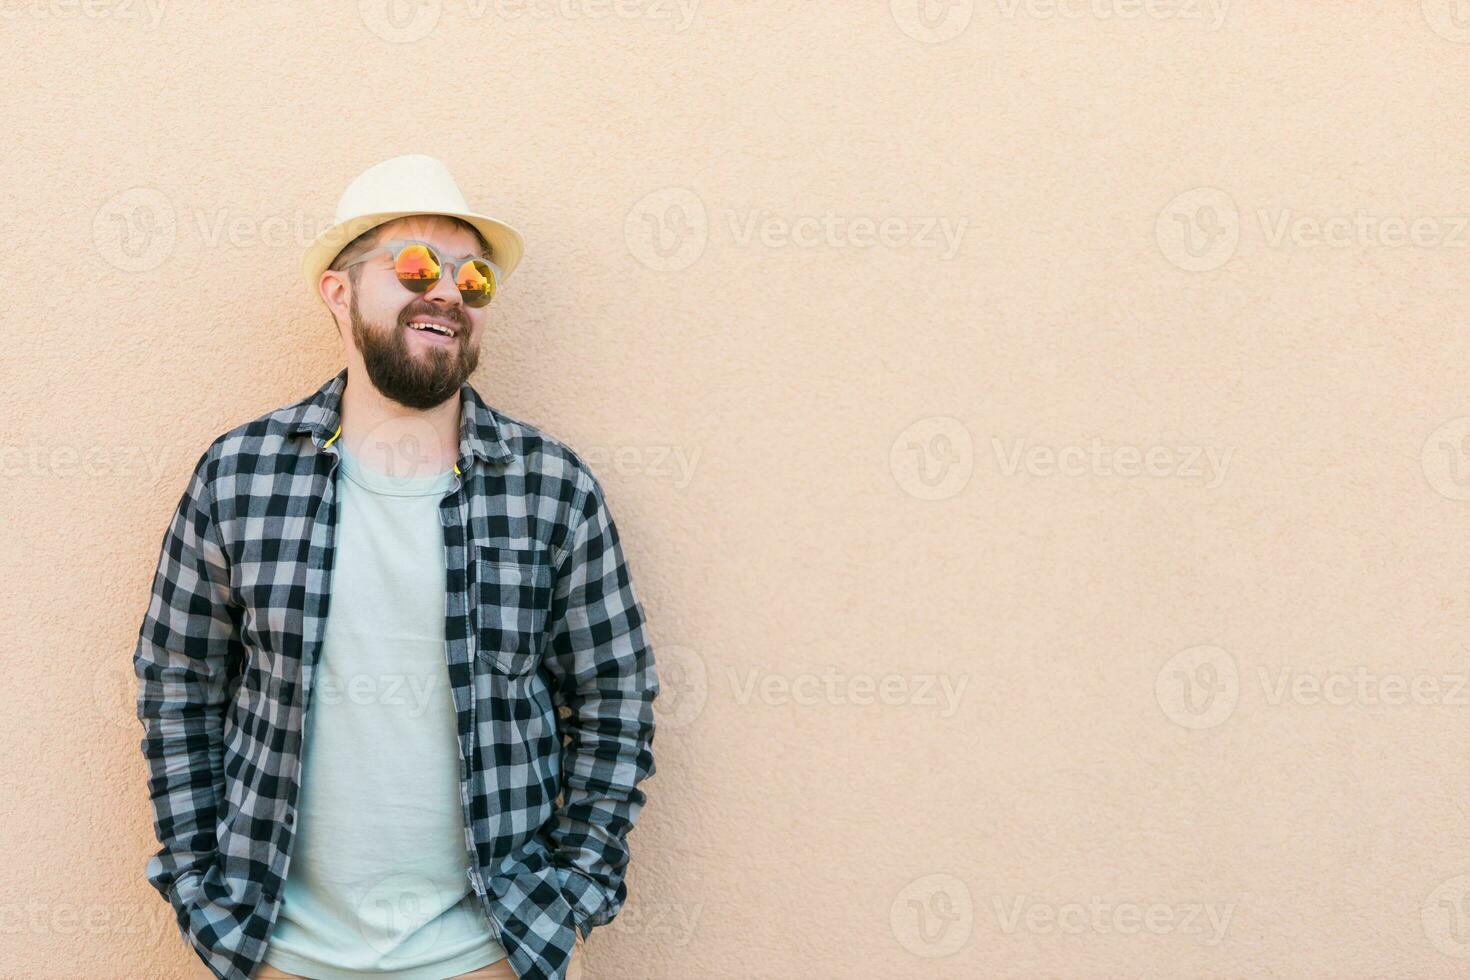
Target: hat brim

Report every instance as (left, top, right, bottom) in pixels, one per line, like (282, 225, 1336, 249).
(302, 210, 524, 303)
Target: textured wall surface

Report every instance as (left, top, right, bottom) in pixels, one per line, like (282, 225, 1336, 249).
(5, 2, 1470, 978)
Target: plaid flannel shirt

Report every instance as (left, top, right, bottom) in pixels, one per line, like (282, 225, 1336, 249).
(132, 368, 659, 980)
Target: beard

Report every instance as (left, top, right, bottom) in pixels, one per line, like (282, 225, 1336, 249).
(349, 290, 480, 410)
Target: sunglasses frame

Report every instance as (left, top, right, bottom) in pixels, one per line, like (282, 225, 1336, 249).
(337, 238, 504, 305)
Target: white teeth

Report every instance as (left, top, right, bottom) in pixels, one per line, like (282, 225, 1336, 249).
(408, 322, 453, 336)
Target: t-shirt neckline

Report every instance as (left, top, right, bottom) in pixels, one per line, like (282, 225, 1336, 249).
(336, 440, 457, 496)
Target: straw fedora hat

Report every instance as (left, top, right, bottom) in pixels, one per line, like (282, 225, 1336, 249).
(302, 153, 524, 303)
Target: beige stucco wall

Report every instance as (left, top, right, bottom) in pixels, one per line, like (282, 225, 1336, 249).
(5, 2, 1470, 977)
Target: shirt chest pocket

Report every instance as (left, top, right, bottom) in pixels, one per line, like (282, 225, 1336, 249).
(475, 546, 554, 676)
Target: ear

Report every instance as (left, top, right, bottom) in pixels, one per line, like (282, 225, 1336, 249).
(319, 268, 343, 306)
(319, 270, 352, 325)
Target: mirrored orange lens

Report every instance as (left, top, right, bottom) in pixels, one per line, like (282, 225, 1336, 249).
(395, 244, 441, 292)
(456, 259, 496, 307)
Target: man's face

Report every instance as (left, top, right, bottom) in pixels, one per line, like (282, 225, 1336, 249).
(344, 216, 489, 410)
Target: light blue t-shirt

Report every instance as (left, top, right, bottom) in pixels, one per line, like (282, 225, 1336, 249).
(262, 439, 507, 979)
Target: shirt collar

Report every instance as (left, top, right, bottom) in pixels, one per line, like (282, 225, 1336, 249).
(288, 367, 513, 472)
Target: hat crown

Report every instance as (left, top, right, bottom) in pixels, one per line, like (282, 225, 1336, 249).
(334, 153, 470, 223)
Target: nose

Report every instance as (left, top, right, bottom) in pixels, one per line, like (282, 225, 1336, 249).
(422, 268, 465, 310)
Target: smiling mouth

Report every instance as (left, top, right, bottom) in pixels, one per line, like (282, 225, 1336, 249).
(403, 320, 462, 349)
(405, 321, 457, 337)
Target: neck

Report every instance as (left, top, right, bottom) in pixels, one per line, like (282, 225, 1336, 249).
(337, 365, 462, 476)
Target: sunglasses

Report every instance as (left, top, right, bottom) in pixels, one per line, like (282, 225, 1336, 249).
(339, 238, 503, 308)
